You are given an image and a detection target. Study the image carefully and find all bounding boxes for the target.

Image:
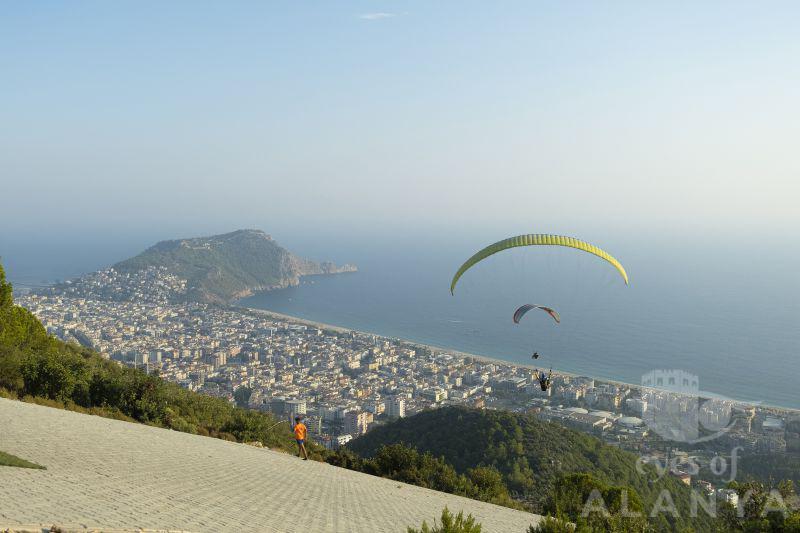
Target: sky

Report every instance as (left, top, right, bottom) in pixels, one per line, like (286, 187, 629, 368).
(2, 1, 800, 252)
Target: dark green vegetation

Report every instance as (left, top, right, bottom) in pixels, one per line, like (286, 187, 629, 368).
(407, 508, 483, 533)
(0, 450, 44, 470)
(327, 443, 521, 509)
(526, 473, 650, 532)
(715, 480, 800, 533)
(737, 454, 800, 487)
(114, 229, 355, 303)
(348, 407, 713, 531)
(413, 480, 800, 533)
(0, 263, 310, 454)
(351, 408, 800, 531)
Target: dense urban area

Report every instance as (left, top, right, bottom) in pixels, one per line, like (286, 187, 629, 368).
(20, 265, 800, 508)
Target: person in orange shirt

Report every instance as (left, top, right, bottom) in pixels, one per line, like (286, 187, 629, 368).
(294, 416, 308, 460)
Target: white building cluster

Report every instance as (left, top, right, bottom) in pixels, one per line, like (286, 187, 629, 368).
(20, 267, 797, 463)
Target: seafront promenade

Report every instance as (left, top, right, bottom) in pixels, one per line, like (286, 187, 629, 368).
(0, 398, 541, 532)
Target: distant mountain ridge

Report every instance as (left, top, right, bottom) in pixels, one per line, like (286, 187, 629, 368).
(113, 229, 356, 303)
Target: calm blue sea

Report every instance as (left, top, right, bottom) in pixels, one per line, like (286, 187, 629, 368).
(242, 237, 800, 410)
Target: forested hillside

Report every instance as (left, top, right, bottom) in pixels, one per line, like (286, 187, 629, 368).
(349, 406, 713, 531)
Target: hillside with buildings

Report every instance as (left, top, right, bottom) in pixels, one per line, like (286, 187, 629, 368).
(42, 229, 356, 304)
(0, 260, 539, 531)
(7, 255, 800, 531)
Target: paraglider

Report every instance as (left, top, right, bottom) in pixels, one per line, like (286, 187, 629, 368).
(449, 234, 629, 295)
(513, 304, 561, 325)
(536, 368, 552, 391)
(449, 233, 629, 376)
(513, 305, 559, 362)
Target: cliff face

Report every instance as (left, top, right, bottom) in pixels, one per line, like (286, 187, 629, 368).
(113, 229, 356, 303)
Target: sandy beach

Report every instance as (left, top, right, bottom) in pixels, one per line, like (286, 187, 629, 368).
(238, 304, 796, 413)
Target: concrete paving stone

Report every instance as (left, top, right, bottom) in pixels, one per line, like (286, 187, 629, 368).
(0, 398, 542, 532)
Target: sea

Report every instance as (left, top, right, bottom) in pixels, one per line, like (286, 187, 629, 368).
(5, 232, 799, 409)
(241, 235, 800, 410)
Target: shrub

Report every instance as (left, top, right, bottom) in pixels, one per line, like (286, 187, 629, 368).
(407, 508, 482, 533)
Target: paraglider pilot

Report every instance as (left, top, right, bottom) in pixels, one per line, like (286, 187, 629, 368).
(536, 368, 552, 391)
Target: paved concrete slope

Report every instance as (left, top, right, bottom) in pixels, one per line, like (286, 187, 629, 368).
(0, 399, 541, 532)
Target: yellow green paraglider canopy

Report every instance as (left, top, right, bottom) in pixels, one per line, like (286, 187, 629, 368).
(450, 234, 629, 294)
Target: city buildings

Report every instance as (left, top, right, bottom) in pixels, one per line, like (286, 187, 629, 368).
(18, 268, 795, 485)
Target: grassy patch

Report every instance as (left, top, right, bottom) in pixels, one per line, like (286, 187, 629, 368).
(0, 450, 45, 469)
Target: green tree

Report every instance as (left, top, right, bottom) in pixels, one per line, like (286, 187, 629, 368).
(538, 473, 650, 532)
(467, 465, 509, 502)
(20, 350, 77, 401)
(719, 480, 800, 532)
(233, 385, 253, 408)
(407, 508, 482, 533)
(325, 447, 365, 470)
(528, 516, 574, 533)
(0, 264, 13, 308)
(0, 345, 24, 391)
(365, 444, 468, 495)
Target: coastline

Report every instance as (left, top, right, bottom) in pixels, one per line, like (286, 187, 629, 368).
(237, 304, 797, 414)
(238, 305, 568, 375)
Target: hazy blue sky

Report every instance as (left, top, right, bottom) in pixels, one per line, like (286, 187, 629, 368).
(2, 1, 799, 244)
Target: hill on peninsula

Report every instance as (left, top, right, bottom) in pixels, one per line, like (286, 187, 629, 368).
(112, 229, 356, 303)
